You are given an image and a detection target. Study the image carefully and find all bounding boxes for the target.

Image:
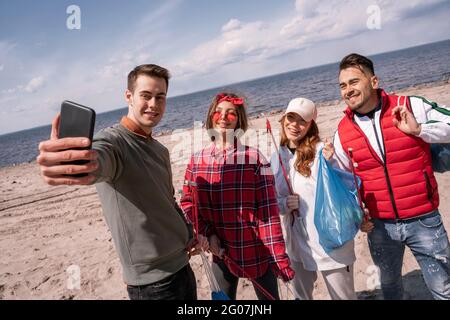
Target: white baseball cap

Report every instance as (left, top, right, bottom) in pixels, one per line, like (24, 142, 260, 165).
(284, 97, 317, 122)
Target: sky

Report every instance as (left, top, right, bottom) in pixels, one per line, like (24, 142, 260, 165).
(0, 0, 450, 135)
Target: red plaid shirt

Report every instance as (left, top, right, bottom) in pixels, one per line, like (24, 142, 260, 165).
(180, 142, 293, 280)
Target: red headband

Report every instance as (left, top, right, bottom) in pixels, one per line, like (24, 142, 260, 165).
(216, 93, 244, 107)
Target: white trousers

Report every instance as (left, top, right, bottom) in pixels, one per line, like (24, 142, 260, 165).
(290, 260, 357, 300)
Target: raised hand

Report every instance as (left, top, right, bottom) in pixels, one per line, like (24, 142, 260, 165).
(37, 114, 98, 185)
(391, 105, 421, 136)
(322, 139, 335, 160)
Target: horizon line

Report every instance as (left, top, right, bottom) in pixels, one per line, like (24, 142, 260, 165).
(1, 38, 449, 136)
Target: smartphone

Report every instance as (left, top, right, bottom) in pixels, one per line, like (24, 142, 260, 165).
(59, 100, 96, 177)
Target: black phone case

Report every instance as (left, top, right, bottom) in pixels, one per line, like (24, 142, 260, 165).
(59, 100, 96, 177)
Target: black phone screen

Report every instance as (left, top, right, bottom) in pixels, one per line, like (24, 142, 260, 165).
(59, 100, 96, 177)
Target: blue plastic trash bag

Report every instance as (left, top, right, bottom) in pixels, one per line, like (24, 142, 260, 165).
(314, 150, 363, 254)
(431, 143, 450, 173)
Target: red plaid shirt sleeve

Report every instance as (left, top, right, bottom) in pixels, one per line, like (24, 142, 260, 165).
(255, 155, 294, 281)
(180, 156, 213, 237)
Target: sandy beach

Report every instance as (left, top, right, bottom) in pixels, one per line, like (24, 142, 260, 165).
(1, 81, 449, 300)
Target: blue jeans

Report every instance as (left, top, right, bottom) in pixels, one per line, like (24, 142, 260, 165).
(368, 210, 450, 300)
(126, 264, 197, 300)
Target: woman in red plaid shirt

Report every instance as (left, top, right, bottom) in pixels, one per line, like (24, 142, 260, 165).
(180, 92, 295, 300)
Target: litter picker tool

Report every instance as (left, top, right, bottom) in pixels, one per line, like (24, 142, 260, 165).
(266, 117, 298, 226)
(186, 180, 230, 300)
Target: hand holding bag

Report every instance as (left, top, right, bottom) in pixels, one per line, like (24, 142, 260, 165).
(314, 149, 363, 253)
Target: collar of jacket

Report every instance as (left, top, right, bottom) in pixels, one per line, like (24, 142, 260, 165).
(120, 116, 152, 139)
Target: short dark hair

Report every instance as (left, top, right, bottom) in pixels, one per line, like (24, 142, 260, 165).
(127, 64, 171, 92)
(339, 53, 375, 76)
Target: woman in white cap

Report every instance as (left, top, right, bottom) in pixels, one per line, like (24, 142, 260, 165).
(270, 97, 357, 300)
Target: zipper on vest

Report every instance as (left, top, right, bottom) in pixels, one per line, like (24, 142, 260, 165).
(423, 171, 433, 201)
(370, 117, 400, 220)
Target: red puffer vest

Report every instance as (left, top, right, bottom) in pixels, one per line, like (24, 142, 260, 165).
(338, 89, 439, 220)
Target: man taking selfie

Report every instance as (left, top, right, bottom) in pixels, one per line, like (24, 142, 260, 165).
(37, 64, 207, 300)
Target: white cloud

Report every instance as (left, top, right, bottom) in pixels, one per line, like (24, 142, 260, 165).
(0, 93, 17, 104)
(222, 19, 241, 32)
(137, 0, 183, 30)
(97, 50, 152, 81)
(0, 41, 16, 58)
(172, 20, 271, 78)
(1, 0, 449, 135)
(0, 1, 185, 134)
(1, 76, 45, 96)
(295, 0, 318, 18)
(24, 76, 45, 93)
(170, 0, 449, 84)
(1, 87, 16, 94)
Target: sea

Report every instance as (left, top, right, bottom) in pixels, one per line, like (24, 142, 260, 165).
(1, 39, 449, 168)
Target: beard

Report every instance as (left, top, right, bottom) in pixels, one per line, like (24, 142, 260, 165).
(348, 101, 364, 112)
(347, 94, 369, 112)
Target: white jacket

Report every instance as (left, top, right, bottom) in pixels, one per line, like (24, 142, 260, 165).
(270, 142, 356, 271)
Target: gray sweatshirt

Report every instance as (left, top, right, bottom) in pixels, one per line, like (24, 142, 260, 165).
(92, 123, 192, 286)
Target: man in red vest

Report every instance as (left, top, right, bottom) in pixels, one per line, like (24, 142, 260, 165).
(332, 53, 450, 300)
